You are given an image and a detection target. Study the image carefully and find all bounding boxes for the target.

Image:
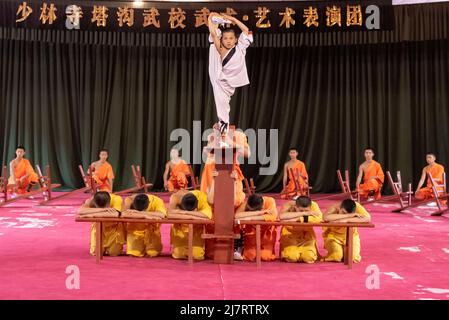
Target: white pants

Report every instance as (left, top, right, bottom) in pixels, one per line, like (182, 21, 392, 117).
(211, 78, 235, 124)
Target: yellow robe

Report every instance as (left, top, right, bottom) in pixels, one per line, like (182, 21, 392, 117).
(280, 201, 322, 263)
(323, 202, 370, 263)
(125, 194, 167, 257)
(89, 194, 125, 256)
(171, 190, 212, 260)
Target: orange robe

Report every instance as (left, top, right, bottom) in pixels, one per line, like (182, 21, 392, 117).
(281, 160, 308, 199)
(242, 196, 278, 262)
(93, 162, 114, 192)
(8, 159, 39, 194)
(167, 160, 190, 192)
(359, 160, 384, 200)
(200, 130, 248, 193)
(415, 164, 445, 200)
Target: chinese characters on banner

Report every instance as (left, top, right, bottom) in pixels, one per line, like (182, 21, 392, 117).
(7, 1, 393, 32)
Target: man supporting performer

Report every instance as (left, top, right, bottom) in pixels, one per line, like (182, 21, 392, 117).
(122, 193, 167, 257)
(200, 123, 250, 194)
(281, 147, 309, 199)
(208, 12, 253, 133)
(163, 148, 191, 192)
(279, 196, 322, 263)
(356, 147, 385, 200)
(168, 190, 212, 260)
(8, 145, 39, 196)
(91, 149, 115, 192)
(235, 194, 278, 262)
(415, 152, 445, 201)
(206, 169, 246, 260)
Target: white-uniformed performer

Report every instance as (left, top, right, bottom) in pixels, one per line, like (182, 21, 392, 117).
(208, 12, 253, 134)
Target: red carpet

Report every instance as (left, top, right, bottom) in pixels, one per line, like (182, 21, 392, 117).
(1, 192, 449, 300)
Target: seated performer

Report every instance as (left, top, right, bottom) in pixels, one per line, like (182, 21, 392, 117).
(208, 12, 253, 133)
(281, 147, 309, 199)
(356, 147, 385, 200)
(78, 191, 125, 256)
(163, 148, 191, 192)
(322, 199, 371, 263)
(8, 146, 39, 195)
(168, 190, 212, 260)
(235, 194, 278, 262)
(206, 169, 246, 260)
(200, 123, 250, 194)
(415, 153, 445, 200)
(279, 196, 322, 263)
(91, 149, 114, 192)
(122, 193, 167, 257)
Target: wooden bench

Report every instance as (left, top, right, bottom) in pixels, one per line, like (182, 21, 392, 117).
(0, 165, 61, 207)
(75, 217, 214, 264)
(235, 220, 375, 269)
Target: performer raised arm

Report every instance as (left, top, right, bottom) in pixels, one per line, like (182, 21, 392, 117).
(208, 12, 253, 133)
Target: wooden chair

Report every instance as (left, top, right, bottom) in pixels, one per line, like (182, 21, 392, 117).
(0, 165, 61, 207)
(392, 172, 448, 216)
(385, 171, 413, 210)
(186, 165, 200, 190)
(38, 164, 96, 205)
(114, 165, 152, 195)
(337, 169, 360, 202)
(243, 178, 256, 195)
(0, 166, 9, 203)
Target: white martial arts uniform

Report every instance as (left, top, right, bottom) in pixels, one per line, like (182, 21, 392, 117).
(209, 30, 253, 124)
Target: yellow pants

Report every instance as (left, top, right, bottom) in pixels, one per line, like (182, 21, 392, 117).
(281, 240, 317, 263)
(90, 222, 126, 256)
(170, 224, 205, 260)
(323, 232, 362, 263)
(126, 223, 162, 257)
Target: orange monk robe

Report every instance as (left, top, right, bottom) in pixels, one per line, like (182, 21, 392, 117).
(281, 160, 308, 199)
(241, 196, 278, 262)
(167, 160, 190, 192)
(8, 159, 39, 194)
(93, 162, 114, 192)
(415, 164, 445, 200)
(359, 161, 384, 200)
(200, 130, 249, 193)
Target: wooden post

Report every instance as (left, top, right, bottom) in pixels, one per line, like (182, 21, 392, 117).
(344, 227, 354, 269)
(212, 146, 237, 264)
(188, 223, 194, 265)
(96, 222, 103, 264)
(256, 224, 261, 268)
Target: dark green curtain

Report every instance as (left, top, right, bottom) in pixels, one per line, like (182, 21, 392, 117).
(1, 4, 449, 193)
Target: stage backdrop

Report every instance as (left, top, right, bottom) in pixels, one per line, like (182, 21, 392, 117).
(0, 1, 449, 193)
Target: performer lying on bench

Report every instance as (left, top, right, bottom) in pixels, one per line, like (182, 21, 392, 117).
(279, 196, 322, 263)
(235, 194, 278, 262)
(322, 199, 371, 263)
(78, 191, 125, 257)
(168, 190, 212, 260)
(123, 193, 167, 257)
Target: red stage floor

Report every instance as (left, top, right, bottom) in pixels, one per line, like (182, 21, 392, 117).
(1, 192, 449, 300)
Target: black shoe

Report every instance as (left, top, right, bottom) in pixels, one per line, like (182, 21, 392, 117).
(219, 121, 228, 135)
